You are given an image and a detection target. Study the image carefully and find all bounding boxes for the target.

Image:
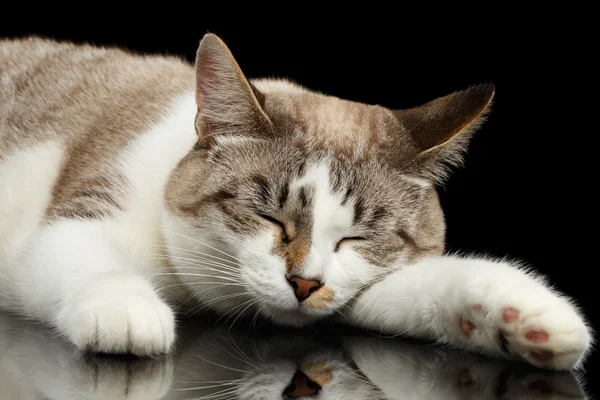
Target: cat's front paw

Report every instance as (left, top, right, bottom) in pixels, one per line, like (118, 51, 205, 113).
(57, 274, 176, 356)
(460, 276, 593, 370)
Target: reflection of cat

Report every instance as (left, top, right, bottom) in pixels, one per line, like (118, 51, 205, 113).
(0, 34, 592, 369)
(0, 313, 588, 400)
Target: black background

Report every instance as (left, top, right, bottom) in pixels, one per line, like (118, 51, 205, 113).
(2, 8, 597, 393)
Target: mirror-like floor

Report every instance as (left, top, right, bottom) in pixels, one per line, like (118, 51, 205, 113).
(0, 311, 589, 399)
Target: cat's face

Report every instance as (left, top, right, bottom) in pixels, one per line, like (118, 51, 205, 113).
(163, 34, 494, 326)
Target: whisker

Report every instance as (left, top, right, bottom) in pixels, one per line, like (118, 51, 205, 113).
(153, 244, 239, 266)
(228, 337, 255, 365)
(214, 341, 258, 370)
(227, 300, 256, 332)
(150, 254, 240, 274)
(188, 349, 250, 374)
(183, 292, 248, 317)
(250, 306, 263, 330)
(151, 227, 242, 262)
(152, 272, 240, 284)
(151, 248, 240, 269)
(215, 299, 254, 327)
(150, 257, 241, 279)
(182, 386, 239, 400)
(162, 281, 244, 291)
(175, 380, 242, 391)
(158, 266, 240, 280)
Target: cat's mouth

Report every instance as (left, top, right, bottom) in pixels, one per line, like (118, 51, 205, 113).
(256, 286, 341, 327)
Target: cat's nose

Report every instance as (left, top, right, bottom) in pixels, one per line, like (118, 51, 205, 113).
(287, 276, 322, 302)
(283, 370, 321, 398)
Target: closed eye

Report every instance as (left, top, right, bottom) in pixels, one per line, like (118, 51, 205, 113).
(258, 214, 289, 244)
(335, 236, 367, 252)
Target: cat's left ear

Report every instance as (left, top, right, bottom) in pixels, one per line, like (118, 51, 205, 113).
(391, 84, 495, 182)
(194, 34, 273, 148)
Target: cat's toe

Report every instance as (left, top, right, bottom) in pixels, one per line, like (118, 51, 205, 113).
(500, 302, 592, 369)
(58, 276, 176, 356)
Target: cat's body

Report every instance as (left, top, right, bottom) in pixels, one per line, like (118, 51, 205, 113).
(0, 35, 593, 370)
(0, 37, 199, 312)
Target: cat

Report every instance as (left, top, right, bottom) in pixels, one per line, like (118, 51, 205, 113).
(0, 33, 593, 370)
(0, 311, 589, 400)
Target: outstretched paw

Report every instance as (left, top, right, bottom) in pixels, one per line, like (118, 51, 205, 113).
(460, 286, 592, 369)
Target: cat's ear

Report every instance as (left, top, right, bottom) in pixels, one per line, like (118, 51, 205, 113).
(391, 84, 495, 182)
(194, 34, 273, 148)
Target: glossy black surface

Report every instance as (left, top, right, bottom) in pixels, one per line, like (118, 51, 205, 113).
(1, 9, 597, 399)
(0, 312, 594, 399)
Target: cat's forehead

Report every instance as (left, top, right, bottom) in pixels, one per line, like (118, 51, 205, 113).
(253, 79, 401, 159)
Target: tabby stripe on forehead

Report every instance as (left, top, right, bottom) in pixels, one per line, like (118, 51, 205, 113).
(330, 167, 344, 193)
(366, 206, 389, 229)
(279, 183, 289, 209)
(252, 175, 270, 203)
(211, 189, 236, 202)
(353, 197, 365, 224)
(296, 160, 307, 178)
(299, 186, 311, 209)
(341, 186, 353, 206)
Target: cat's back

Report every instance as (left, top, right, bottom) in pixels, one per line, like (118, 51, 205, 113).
(0, 37, 196, 259)
(0, 37, 194, 152)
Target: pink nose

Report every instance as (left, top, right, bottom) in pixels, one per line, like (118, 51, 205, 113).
(287, 276, 322, 302)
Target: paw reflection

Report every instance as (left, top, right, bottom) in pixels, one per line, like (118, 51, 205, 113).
(0, 312, 590, 399)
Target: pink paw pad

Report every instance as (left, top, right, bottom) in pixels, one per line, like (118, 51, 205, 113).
(503, 307, 520, 322)
(525, 330, 549, 343)
(460, 319, 475, 336)
(530, 350, 553, 363)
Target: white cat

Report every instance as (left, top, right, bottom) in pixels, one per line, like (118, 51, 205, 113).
(0, 34, 593, 370)
(0, 312, 589, 399)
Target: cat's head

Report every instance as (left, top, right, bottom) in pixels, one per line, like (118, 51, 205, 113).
(163, 34, 494, 326)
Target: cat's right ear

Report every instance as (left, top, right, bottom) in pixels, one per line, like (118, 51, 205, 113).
(194, 34, 273, 149)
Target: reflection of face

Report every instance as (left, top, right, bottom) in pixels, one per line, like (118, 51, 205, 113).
(0, 313, 588, 400)
(174, 332, 381, 400)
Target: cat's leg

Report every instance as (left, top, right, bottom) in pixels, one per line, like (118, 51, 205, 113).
(345, 256, 593, 370)
(8, 219, 175, 356)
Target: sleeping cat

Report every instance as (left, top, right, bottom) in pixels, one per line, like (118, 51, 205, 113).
(0, 34, 593, 370)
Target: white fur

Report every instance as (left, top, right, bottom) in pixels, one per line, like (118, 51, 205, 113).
(0, 142, 64, 260)
(0, 92, 197, 354)
(346, 255, 593, 370)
